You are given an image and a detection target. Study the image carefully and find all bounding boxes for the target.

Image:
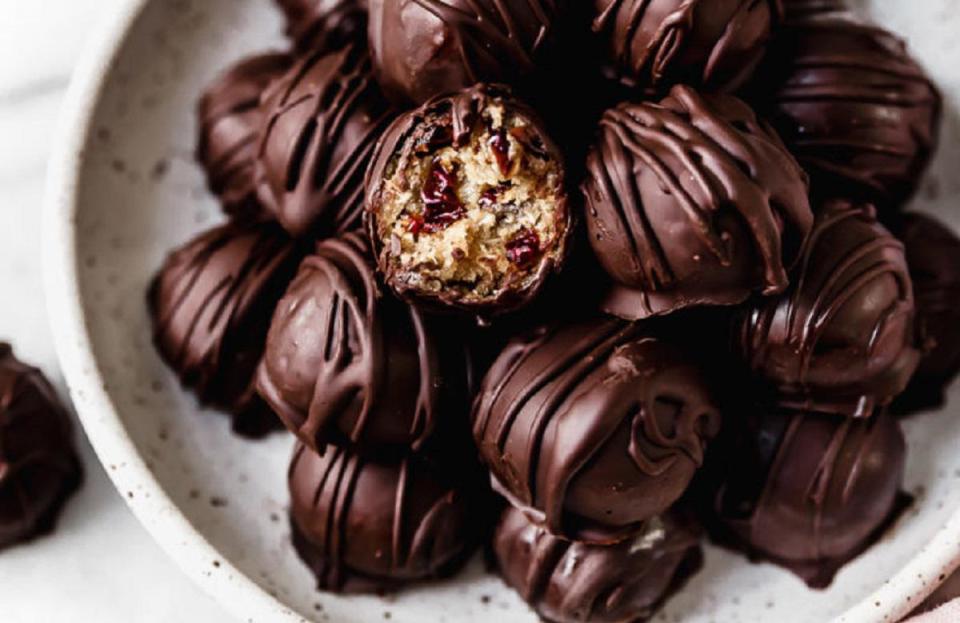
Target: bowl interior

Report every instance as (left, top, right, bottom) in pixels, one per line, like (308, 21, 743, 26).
(64, 0, 960, 621)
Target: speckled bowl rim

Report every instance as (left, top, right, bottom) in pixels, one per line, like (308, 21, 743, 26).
(41, 2, 960, 622)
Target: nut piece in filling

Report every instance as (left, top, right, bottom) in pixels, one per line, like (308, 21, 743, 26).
(365, 84, 571, 317)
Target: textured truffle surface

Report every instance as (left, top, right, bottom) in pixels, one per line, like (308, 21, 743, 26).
(714, 409, 906, 588)
(0, 344, 81, 550)
(257, 232, 471, 452)
(735, 200, 921, 417)
(149, 222, 302, 437)
(592, 0, 782, 92)
(472, 317, 721, 543)
(763, 10, 941, 206)
(368, 0, 569, 105)
(288, 442, 479, 591)
(366, 84, 571, 317)
(256, 42, 395, 238)
(197, 53, 292, 222)
(582, 85, 812, 320)
(494, 505, 702, 623)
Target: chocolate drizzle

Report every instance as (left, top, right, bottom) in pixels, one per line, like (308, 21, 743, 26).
(149, 222, 302, 437)
(368, 0, 567, 105)
(256, 42, 395, 238)
(494, 506, 703, 623)
(0, 344, 81, 549)
(763, 10, 941, 206)
(288, 442, 478, 591)
(582, 85, 812, 320)
(592, 0, 782, 92)
(714, 409, 906, 588)
(257, 232, 470, 452)
(197, 53, 291, 222)
(472, 317, 721, 542)
(735, 200, 921, 417)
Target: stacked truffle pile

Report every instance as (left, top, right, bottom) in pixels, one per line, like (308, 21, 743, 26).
(146, 0, 960, 619)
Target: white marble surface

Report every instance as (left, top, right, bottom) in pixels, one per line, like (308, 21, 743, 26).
(0, 2, 234, 621)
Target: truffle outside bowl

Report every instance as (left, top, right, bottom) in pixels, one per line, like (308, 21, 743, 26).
(42, 1, 960, 622)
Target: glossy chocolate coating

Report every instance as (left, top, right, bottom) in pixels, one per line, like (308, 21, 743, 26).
(197, 53, 291, 222)
(149, 222, 302, 438)
(735, 200, 921, 417)
(257, 231, 471, 452)
(893, 213, 960, 413)
(582, 85, 812, 320)
(368, 0, 569, 106)
(764, 10, 941, 207)
(494, 506, 702, 623)
(0, 344, 81, 550)
(592, 0, 782, 92)
(472, 317, 721, 543)
(365, 83, 572, 318)
(256, 42, 395, 238)
(275, 0, 368, 50)
(714, 409, 905, 588)
(288, 442, 478, 591)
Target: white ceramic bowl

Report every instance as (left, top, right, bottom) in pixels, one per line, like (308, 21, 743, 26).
(43, 1, 960, 622)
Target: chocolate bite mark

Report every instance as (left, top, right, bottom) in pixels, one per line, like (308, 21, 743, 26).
(366, 84, 571, 315)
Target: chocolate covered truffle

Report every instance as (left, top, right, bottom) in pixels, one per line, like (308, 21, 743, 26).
(275, 0, 368, 51)
(592, 0, 782, 92)
(288, 442, 479, 591)
(149, 222, 302, 438)
(0, 344, 81, 550)
(197, 53, 291, 222)
(764, 10, 941, 207)
(714, 409, 905, 588)
(735, 200, 921, 418)
(256, 42, 395, 238)
(472, 317, 721, 542)
(365, 84, 572, 317)
(582, 85, 812, 321)
(257, 231, 471, 452)
(494, 506, 702, 623)
(893, 213, 960, 413)
(368, 0, 569, 106)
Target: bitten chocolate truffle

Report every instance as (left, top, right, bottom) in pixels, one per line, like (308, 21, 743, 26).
(494, 506, 703, 623)
(472, 318, 721, 543)
(149, 222, 302, 438)
(592, 0, 782, 92)
(275, 0, 368, 51)
(893, 213, 960, 413)
(764, 10, 941, 207)
(582, 85, 812, 321)
(714, 409, 906, 588)
(0, 344, 81, 550)
(735, 200, 921, 418)
(197, 53, 291, 222)
(256, 42, 395, 238)
(368, 0, 569, 106)
(365, 84, 572, 317)
(288, 442, 478, 591)
(257, 231, 471, 452)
